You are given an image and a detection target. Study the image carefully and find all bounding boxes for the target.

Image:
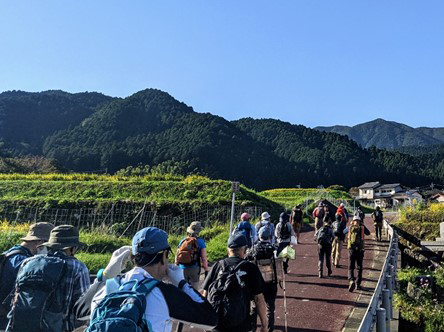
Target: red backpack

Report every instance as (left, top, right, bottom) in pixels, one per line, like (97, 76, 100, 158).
(176, 237, 199, 265)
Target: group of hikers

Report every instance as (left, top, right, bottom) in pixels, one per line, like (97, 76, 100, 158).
(0, 202, 385, 332)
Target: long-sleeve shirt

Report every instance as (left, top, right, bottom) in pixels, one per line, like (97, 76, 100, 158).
(275, 222, 296, 244)
(90, 267, 217, 332)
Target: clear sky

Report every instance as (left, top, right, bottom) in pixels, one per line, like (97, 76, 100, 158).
(1, 1, 444, 128)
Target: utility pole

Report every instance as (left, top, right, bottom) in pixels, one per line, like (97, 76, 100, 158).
(230, 181, 240, 234)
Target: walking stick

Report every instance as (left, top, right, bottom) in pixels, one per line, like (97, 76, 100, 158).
(283, 262, 288, 332)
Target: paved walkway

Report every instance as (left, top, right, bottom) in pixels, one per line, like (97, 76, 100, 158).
(272, 218, 388, 332)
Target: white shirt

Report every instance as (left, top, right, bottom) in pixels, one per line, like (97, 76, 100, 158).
(91, 267, 172, 332)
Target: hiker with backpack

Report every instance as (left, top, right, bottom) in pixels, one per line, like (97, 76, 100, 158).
(202, 232, 268, 332)
(290, 205, 304, 242)
(6, 225, 90, 332)
(315, 220, 335, 278)
(345, 216, 370, 292)
(255, 212, 276, 245)
(331, 214, 347, 267)
(312, 202, 325, 233)
(354, 206, 365, 222)
(275, 212, 295, 274)
(335, 204, 348, 225)
(247, 227, 279, 332)
(233, 212, 258, 248)
(0, 222, 54, 330)
(176, 221, 209, 290)
(88, 226, 218, 332)
(371, 206, 384, 242)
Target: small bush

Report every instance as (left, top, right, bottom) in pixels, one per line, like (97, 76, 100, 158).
(79, 232, 130, 253)
(206, 231, 230, 262)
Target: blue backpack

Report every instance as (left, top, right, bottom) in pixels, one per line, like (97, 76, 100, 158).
(7, 254, 67, 332)
(237, 221, 253, 247)
(86, 278, 160, 332)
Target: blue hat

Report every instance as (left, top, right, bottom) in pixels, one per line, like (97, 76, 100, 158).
(227, 232, 248, 248)
(259, 227, 272, 240)
(132, 227, 170, 255)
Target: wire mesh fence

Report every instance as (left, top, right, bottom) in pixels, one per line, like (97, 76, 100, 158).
(0, 203, 265, 236)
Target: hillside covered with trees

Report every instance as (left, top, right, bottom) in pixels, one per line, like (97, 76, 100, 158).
(1, 88, 444, 190)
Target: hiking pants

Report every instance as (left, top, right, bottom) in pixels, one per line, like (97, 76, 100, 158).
(277, 242, 290, 273)
(292, 222, 302, 241)
(375, 222, 383, 240)
(318, 243, 332, 275)
(315, 218, 323, 233)
(183, 265, 200, 290)
(251, 282, 277, 332)
(348, 249, 364, 285)
(331, 237, 343, 266)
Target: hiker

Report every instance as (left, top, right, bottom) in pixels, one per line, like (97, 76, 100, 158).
(233, 212, 258, 248)
(290, 205, 304, 242)
(331, 214, 347, 267)
(354, 206, 365, 222)
(275, 212, 295, 274)
(6, 225, 90, 332)
(202, 233, 268, 332)
(371, 206, 384, 241)
(88, 227, 218, 331)
(176, 221, 209, 290)
(255, 211, 276, 244)
(315, 220, 335, 278)
(312, 202, 325, 233)
(346, 216, 370, 292)
(335, 203, 347, 225)
(323, 204, 333, 225)
(247, 227, 278, 332)
(0, 222, 54, 329)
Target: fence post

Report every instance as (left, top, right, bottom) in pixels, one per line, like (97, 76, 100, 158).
(382, 289, 392, 322)
(386, 274, 393, 318)
(376, 308, 387, 332)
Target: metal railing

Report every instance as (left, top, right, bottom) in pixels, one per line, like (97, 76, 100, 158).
(358, 219, 399, 332)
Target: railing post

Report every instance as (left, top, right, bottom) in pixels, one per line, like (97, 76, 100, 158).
(386, 274, 393, 318)
(376, 308, 387, 332)
(382, 289, 392, 322)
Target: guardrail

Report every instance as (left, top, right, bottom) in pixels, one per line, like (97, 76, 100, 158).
(357, 218, 399, 332)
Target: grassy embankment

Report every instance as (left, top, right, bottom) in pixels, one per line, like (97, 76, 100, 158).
(394, 204, 444, 331)
(0, 221, 231, 273)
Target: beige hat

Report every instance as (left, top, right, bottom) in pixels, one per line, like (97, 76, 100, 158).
(187, 221, 203, 235)
(42, 225, 85, 250)
(21, 222, 55, 242)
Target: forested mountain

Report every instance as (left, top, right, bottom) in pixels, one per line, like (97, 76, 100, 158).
(1, 88, 444, 189)
(316, 118, 444, 149)
(0, 90, 114, 155)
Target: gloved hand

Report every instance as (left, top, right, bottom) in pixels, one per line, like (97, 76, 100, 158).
(167, 264, 184, 287)
(103, 246, 132, 279)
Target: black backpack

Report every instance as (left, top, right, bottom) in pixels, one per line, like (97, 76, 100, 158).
(317, 227, 332, 246)
(207, 260, 248, 329)
(279, 222, 291, 240)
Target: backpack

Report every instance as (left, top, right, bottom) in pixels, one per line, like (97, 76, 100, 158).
(86, 278, 160, 332)
(279, 221, 291, 240)
(373, 211, 383, 223)
(317, 227, 332, 246)
(237, 222, 253, 247)
(252, 243, 278, 284)
(348, 224, 364, 250)
(332, 220, 340, 236)
(7, 254, 67, 332)
(257, 221, 273, 238)
(176, 237, 199, 265)
(207, 260, 249, 329)
(315, 207, 325, 219)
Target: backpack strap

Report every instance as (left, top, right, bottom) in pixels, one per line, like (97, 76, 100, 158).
(135, 278, 161, 295)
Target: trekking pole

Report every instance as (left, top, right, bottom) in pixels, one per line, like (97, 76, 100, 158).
(283, 265, 288, 332)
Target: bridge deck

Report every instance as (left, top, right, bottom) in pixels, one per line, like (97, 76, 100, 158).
(273, 217, 389, 332)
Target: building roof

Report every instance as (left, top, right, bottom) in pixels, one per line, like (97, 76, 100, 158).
(358, 182, 381, 189)
(378, 183, 401, 189)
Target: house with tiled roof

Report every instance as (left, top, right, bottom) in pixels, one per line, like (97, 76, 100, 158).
(357, 182, 423, 208)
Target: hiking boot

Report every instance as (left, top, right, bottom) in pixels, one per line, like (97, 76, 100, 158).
(328, 270, 332, 277)
(348, 281, 356, 292)
(356, 285, 363, 291)
(319, 273, 323, 278)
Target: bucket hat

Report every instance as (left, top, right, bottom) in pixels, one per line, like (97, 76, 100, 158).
(187, 221, 203, 235)
(21, 222, 54, 242)
(261, 212, 271, 220)
(42, 225, 85, 250)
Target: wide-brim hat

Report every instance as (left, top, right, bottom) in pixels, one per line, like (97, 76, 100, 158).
(21, 222, 54, 242)
(41, 225, 85, 250)
(187, 221, 203, 234)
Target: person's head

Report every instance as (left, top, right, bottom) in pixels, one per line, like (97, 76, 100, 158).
(376, 206, 381, 211)
(42, 225, 85, 257)
(240, 212, 250, 222)
(352, 216, 361, 225)
(132, 227, 171, 279)
(318, 202, 324, 208)
(20, 222, 54, 255)
(340, 203, 345, 208)
(227, 233, 248, 258)
(296, 205, 302, 210)
(279, 212, 289, 223)
(336, 214, 342, 222)
(261, 212, 270, 221)
(258, 226, 272, 242)
(187, 221, 202, 237)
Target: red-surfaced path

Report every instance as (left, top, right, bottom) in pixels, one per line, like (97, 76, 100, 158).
(272, 218, 381, 332)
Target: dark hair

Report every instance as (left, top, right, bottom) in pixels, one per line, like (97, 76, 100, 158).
(134, 251, 164, 267)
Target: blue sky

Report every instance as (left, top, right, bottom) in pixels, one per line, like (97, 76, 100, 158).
(1, 1, 444, 128)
